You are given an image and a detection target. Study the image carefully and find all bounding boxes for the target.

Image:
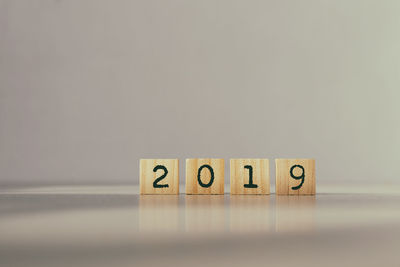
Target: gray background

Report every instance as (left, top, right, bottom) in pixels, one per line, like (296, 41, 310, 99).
(1, 0, 399, 186)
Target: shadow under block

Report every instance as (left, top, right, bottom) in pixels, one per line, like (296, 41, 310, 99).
(275, 159, 315, 195)
(230, 159, 270, 195)
(185, 159, 224, 195)
(140, 159, 179, 195)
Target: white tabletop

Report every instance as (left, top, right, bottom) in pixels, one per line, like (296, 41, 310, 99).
(1, 183, 400, 267)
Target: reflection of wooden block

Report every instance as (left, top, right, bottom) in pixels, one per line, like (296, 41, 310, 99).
(275, 159, 315, 195)
(185, 195, 225, 232)
(230, 159, 270, 195)
(140, 159, 179, 194)
(230, 195, 271, 232)
(139, 195, 180, 232)
(275, 195, 316, 232)
(185, 159, 224, 194)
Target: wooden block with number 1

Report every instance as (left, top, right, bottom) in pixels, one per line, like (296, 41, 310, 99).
(275, 159, 315, 195)
(140, 159, 179, 194)
(186, 159, 224, 194)
(230, 159, 270, 194)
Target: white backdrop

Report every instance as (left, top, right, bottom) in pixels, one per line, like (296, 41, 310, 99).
(1, 0, 399, 186)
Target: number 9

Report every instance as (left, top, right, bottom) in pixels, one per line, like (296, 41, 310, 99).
(290, 164, 305, 190)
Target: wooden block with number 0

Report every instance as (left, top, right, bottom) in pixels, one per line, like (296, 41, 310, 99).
(186, 159, 224, 195)
(230, 159, 270, 195)
(275, 159, 315, 195)
(140, 159, 179, 195)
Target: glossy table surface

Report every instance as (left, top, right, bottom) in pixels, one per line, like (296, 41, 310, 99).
(1, 183, 400, 266)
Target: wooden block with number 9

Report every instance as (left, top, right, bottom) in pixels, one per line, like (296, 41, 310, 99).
(275, 159, 315, 195)
(140, 159, 179, 195)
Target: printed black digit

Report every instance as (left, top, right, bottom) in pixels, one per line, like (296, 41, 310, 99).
(197, 164, 214, 188)
(290, 164, 305, 190)
(244, 165, 258, 188)
(153, 165, 169, 188)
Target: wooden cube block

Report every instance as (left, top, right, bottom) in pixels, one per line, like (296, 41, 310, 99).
(275, 159, 315, 195)
(230, 159, 270, 195)
(185, 159, 224, 194)
(140, 159, 179, 194)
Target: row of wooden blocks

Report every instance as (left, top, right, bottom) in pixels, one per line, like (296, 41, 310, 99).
(140, 158, 315, 195)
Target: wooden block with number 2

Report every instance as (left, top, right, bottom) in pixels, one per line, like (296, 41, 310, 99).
(140, 159, 179, 194)
(275, 159, 315, 195)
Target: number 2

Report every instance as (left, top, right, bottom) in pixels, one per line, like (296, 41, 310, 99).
(153, 165, 169, 188)
(244, 165, 258, 188)
(290, 164, 305, 190)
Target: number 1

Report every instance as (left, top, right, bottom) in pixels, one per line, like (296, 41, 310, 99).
(244, 165, 258, 188)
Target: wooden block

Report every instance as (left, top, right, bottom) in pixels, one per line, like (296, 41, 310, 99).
(185, 158, 224, 194)
(275, 159, 315, 195)
(140, 159, 179, 194)
(230, 159, 270, 195)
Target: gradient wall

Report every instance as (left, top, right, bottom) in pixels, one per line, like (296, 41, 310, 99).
(1, 0, 399, 186)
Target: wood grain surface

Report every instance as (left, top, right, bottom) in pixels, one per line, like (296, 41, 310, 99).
(186, 158, 224, 194)
(140, 159, 179, 194)
(230, 159, 270, 195)
(275, 159, 315, 195)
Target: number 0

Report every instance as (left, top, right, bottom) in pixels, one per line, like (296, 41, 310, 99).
(197, 164, 214, 188)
